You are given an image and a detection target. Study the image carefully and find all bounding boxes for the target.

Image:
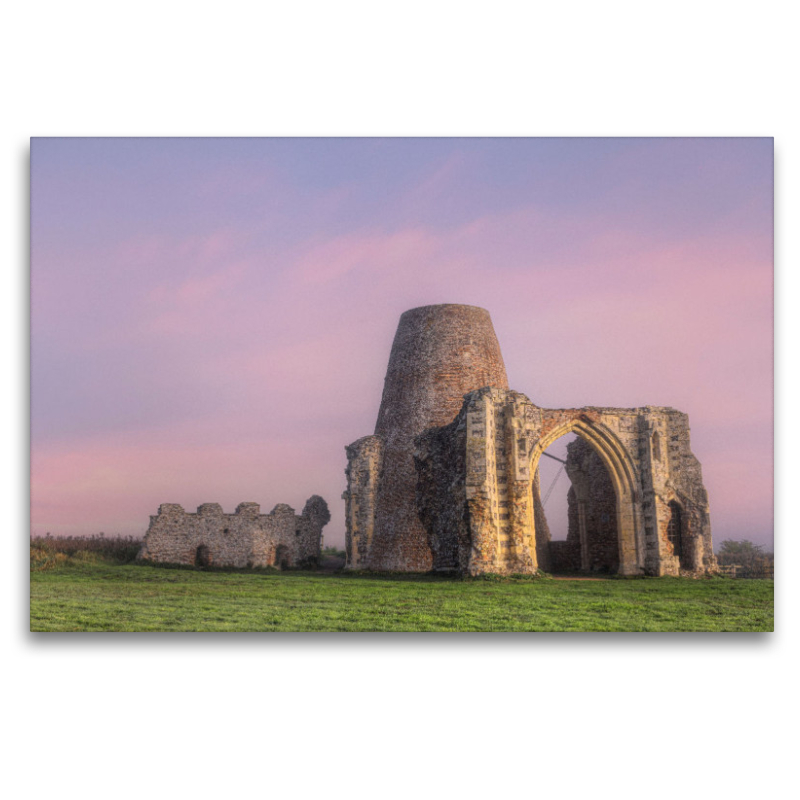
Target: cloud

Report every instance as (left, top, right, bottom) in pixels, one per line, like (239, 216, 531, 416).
(30, 140, 773, 550)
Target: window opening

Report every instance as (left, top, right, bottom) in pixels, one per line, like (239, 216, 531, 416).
(667, 502, 682, 558)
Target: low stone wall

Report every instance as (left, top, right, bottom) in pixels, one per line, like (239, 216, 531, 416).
(139, 495, 330, 569)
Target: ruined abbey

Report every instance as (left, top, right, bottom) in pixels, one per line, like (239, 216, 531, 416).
(140, 302, 713, 577)
(344, 304, 715, 577)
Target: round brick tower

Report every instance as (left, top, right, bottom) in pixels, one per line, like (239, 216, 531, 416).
(368, 304, 509, 571)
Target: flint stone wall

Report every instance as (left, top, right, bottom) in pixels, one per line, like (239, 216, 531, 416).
(343, 304, 714, 577)
(344, 304, 536, 571)
(342, 436, 383, 569)
(139, 495, 330, 569)
(413, 387, 715, 577)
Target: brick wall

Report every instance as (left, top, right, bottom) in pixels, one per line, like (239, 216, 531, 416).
(346, 304, 509, 571)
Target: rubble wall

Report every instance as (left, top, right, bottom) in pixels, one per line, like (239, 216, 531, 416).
(343, 436, 383, 569)
(415, 418, 469, 572)
(347, 304, 509, 571)
(413, 387, 714, 577)
(138, 496, 329, 569)
(342, 304, 714, 577)
(638, 409, 715, 575)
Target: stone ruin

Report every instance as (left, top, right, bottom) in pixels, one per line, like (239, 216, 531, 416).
(139, 496, 330, 569)
(139, 302, 713, 577)
(344, 304, 715, 577)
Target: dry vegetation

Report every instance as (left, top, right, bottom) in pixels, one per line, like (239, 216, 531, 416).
(30, 534, 142, 571)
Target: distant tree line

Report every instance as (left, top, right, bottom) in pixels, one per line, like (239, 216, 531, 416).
(716, 540, 774, 578)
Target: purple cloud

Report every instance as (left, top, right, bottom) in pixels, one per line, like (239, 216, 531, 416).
(31, 138, 773, 549)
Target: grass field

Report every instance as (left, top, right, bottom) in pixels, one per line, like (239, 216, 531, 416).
(30, 558, 774, 632)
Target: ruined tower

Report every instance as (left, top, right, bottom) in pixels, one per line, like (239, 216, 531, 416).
(345, 304, 714, 576)
(344, 304, 509, 571)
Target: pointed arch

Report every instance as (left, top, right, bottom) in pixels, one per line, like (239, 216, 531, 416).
(531, 418, 637, 501)
(530, 416, 642, 575)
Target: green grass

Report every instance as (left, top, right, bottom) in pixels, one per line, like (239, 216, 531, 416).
(29, 561, 774, 632)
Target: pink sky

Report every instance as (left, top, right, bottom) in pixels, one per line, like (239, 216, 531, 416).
(30, 138, 773, 549)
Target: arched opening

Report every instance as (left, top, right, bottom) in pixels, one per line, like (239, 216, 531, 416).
(651, 431, 662, 462)
(195, 544, 211, 567)
(536, 432, 577, 542)
(529, 418, 641, 576)
(534, 431, 619, 573)
(667, 501, 689, 569)
(274, 545, 290, 570)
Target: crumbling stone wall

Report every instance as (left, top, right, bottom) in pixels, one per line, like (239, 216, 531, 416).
(139, 495, 330, 569)
(415, 416, 469, 572)
(342, 436, 383, 569)
(413, 387, 714, 576)
(344, 304, 714, 577)
(345, 304, 510, 571)
(637, 408, 713, 575)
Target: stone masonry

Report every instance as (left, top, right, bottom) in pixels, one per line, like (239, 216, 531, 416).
(552, 437, 620, 573)
(139, 495, 330, 569)
(343, 304, 513, 571)
(416, 389, 714, 576)
(345, 305, 714, 577)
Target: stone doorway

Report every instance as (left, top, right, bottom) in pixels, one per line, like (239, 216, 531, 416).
(274, 545, 290, 569)
(194, 544, 211, 567)
(536, 433, 621, 574)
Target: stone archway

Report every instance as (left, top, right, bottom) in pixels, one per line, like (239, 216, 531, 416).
(274, 544, 290, 570)
(414, 386, 708, 577)
(530, 417, 642, 575)
(194, 544, 211, 567)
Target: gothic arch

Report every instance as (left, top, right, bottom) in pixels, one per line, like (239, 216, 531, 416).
(667, 500, 683, 559)
(529, 417, 643, 575)
(274, 544, 291, 569)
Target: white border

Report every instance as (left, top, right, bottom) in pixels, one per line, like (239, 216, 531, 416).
(4, 3, 793, 798)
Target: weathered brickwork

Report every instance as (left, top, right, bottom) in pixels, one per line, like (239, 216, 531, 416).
(347, 304, 510, 571)
(345, 304, 714, 577)
(139, 495, 330, 569)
